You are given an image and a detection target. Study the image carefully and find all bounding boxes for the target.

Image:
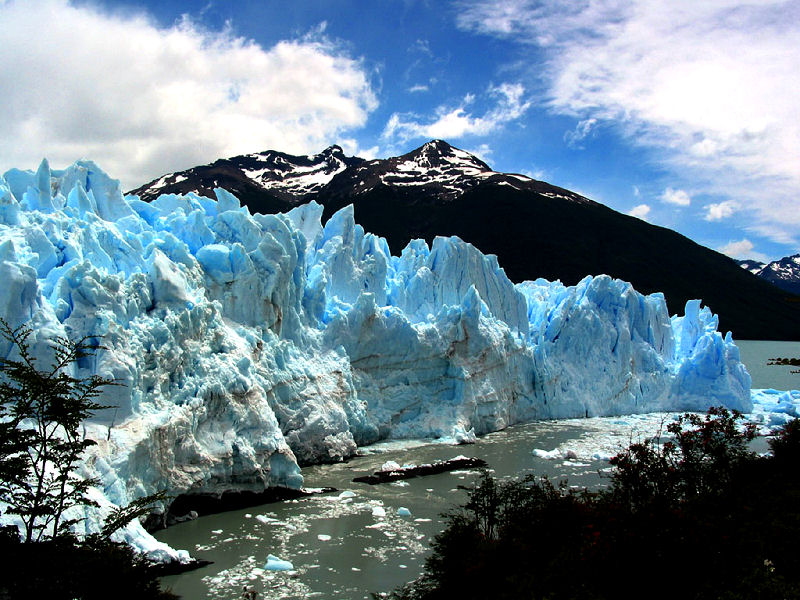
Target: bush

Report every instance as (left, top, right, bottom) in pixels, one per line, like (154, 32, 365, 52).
(0, 321, 176, 599)
(0, 532, 178, 600)
(389, 409, 800, 600)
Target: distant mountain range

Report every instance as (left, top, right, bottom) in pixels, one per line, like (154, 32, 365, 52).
(130, 140, 800, 340)
(736, 255, 800, 296)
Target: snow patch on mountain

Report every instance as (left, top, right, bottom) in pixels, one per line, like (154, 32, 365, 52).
(241, 146, 353, 196)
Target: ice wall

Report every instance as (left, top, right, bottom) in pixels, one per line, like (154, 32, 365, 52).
(0, 159, 751, 559)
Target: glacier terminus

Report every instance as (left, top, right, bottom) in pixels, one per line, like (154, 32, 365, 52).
(0, 158, 753, 561)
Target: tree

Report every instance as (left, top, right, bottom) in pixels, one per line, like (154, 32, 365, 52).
(608, 406, 757, 509)
(0, 319, 115, 542)
(0, 321, 180, 599)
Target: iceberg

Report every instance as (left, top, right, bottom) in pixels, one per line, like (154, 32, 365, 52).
(264, 554, 294, 572)
(0, 159, 752, 559)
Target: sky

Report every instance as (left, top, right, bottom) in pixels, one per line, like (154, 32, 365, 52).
(0, 0, 798, 263)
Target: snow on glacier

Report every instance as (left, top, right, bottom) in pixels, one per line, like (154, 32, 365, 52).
(0, 159, 754, 560)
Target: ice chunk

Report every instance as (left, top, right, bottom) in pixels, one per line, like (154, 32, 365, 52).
(371, 506, 387, 518)
(264, 554, 294, 571)
(397, 507, 412, 517)
(533, 449, 562, 460)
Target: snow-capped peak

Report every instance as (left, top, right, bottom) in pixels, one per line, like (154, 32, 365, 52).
(239, 145, 356, 196)
(330, 140, 589, 202)
(738, 254, 800, 295)
(129, 140, 591, 206)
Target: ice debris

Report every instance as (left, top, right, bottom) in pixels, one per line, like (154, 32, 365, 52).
(380, 461, 402, 472)
(0, 159, 755, 559)
(264, 554, 294, 571)
(750, 389, 800, 429)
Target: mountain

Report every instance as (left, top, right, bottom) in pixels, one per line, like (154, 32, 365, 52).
(736, 259, 766, 275)
(129, 145, 363, 214)
(130, 140, 800, 340)
(737, 255, 800, 296)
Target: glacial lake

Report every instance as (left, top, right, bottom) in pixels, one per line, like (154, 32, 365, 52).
(156, 339, 799, 600)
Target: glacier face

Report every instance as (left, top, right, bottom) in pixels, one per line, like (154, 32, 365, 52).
(0, 159, 750, 559)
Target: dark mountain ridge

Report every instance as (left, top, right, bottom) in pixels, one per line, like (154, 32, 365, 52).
(129, 140, 800, 340)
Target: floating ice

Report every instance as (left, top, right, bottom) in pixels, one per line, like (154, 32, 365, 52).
(317, 534, 332, 541)
(255, 515, 276, 524)
(531, 447, 579, 462)
(397, 507, 412, 517)
(532, 449, 562, 460)
(0, 159, 762, 560)
(372, 506, 387, 518)
(750, 389, 800, 429)
(264, 554, 294, 572)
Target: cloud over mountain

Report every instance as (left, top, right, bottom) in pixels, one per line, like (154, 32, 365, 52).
(0, 0, 377, 188)
(456, 0, 800, 246)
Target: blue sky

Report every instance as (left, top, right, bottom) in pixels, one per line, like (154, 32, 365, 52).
(1, 0, 798, 263)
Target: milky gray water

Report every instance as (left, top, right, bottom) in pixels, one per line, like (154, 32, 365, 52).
(156, 339, 799, 599)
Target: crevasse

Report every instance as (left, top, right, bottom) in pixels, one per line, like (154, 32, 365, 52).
(0, 159, 750, 560)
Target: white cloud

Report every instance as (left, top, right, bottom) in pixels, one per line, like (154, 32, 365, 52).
(563, 118, 597, 148)
(0, 0, 377, 188)
(660, 187, 691, 207)
(628, 204, 651, 220)
(704, 200, 738, 221)
(382, 82, 531, 143)
(410, 39, 433, 57)
(456, 0, 800, 245)
(521, 168, 547, 180)
(633, 185, 640, 197)
(408, 84, 429, 93)
(718, 238, 769, 262)
(338, 139, 380, 160)
(464, 143, 493, 162)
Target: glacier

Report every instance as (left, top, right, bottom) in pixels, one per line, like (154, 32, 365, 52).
(0, 158, 752, 561)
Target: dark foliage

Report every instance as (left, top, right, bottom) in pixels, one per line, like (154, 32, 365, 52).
(0, 532, 178, 600)
(0, 321, 177, 599)
(388, 409, 800, 600)
(0, 320, 114, 542)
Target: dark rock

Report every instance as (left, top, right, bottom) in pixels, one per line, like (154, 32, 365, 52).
(148, 557, 214, 576)
(353, 457, 487, 485)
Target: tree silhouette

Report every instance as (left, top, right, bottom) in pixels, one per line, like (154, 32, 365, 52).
(0, 319, 114, 542)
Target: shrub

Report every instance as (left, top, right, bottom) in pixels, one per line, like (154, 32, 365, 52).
(0, 321, 176, 599)
(388, 409, 800, 600)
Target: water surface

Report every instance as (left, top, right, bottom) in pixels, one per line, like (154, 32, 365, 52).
(735, 339, 800, 391)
